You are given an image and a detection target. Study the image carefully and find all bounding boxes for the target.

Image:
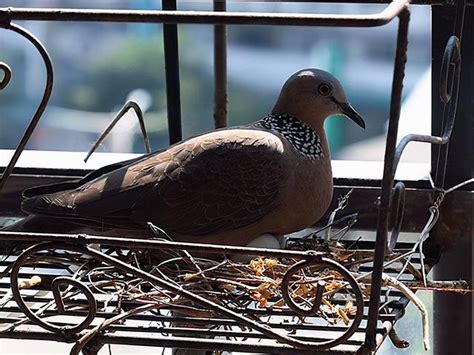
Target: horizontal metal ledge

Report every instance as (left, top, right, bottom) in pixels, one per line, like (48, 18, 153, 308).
(0, 328, 361, 354)
(0, 231, 324, 258)
(0, 0, 409, 27)
(1, 172, 471, 233)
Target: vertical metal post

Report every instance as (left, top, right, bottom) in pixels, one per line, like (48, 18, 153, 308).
(162, 0, 182, 144)
(361, 9, 410, 353)
(433, 0, 466, 188)
(430, 2, 472, 354)
(213, 0, 228, 128)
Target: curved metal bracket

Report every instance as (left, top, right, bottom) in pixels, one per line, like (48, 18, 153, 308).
(0, 22, 54, 193)
(387, 182, 405, 253)
(281, 257, 364, 349)
(11, 243, 96, 338)
(390, 35, 461, 186)
(0, 62, 12, 90)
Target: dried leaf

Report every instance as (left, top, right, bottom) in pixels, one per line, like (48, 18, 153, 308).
(294, 283, 312, 297)
(182, 273, 198, 281)
(264, 258, 278, 268)
(250, 258, 265, 276)
(18, 275, 41, 289)
(325, 280, 344, 292)
(321, 298, 334, 310)
(337, 306, 350, 325)
(251, 291, 268, 307)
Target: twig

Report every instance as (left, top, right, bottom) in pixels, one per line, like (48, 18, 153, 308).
(325, 189, 353, 241)
(382, 273, 430, 351)
(402, 280, 470, 293)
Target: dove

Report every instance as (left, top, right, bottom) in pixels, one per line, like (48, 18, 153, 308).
(4, 68, 365, 248)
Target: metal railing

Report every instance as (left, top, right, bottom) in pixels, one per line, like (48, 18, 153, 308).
(0, 1, 469, 353)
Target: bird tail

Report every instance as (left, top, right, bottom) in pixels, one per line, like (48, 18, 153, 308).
(21, 193, 75, 217)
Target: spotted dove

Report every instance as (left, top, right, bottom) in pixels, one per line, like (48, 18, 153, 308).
(7, 69, 365, 247)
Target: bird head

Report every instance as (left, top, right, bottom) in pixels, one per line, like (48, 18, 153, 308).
(272, 68, 365, 130)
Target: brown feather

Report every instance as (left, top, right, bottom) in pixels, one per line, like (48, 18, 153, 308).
(21, 129, 287, 235)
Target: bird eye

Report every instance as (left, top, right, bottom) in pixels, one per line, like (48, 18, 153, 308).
(318, 83, 331, 96)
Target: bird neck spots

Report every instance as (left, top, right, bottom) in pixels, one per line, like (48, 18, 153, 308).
(256, 113, 324, 160)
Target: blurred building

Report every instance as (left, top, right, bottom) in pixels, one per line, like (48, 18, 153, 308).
(1, 0, 431, 163)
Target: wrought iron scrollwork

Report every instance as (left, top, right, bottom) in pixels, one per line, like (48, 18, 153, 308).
(10, 243, 97, 338)
(392, 10, 464, 188)
(0, 22, 54, 192)
(439, 35, 461, 105)
(392, 33, 461, 185)
(0, 62, 11, 90)
(281, 255, 364, 349)
(433, 33, 462, 187)
(50, 277, 97, 333)
(7, 240, 366, 351)
(387, 181, 405, 252)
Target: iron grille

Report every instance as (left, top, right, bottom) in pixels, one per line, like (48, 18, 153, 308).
(0, 1, 472, 354)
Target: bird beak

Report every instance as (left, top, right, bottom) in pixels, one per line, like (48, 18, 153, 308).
(339, 102, 366, 129)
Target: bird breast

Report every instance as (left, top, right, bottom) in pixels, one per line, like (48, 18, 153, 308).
(277, 151, 333, 233)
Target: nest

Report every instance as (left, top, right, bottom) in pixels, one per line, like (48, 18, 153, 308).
(3, 191, 470, 353)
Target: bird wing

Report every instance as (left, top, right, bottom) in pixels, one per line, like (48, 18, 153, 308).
(21, 129, 288, 236)
(22, 154, 151, 199)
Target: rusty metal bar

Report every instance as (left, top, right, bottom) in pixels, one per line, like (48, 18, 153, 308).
(0, 0, 409, 27)
(362, 8, 410, 352)
(162, 0, 182, 144)
(0, 309, 369, 333)
(97, 333, 357, 354)
(213, 0, 228, 129)
(0, 23, 53, 193)
(0, 230, 322, 259)
(0, 329, 356, 354)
